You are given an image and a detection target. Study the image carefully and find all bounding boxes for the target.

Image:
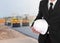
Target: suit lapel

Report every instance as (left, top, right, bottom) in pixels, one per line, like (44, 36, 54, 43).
(42, 0, 59, 19)
(45, 3, 49, 16)
(43, 0, 49, 18)
(44, 0, 59, 17)
(51, 0, 59, 15)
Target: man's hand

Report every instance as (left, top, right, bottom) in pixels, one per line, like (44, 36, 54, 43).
(30, 27, 40, 34)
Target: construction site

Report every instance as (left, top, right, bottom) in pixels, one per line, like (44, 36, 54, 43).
(0, 16, 38, 43)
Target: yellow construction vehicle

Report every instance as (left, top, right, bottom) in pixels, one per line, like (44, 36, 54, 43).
(11, 17, 20, 27)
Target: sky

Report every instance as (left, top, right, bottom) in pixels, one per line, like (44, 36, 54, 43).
(0, 0, 41, 18)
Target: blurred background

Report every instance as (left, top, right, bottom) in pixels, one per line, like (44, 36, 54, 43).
(0, 0, 41, 43)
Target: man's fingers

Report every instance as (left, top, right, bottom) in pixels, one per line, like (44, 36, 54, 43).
(30, 27, 40, 34)
(32, 28, 40, 34)
(31, 28, 35, 32)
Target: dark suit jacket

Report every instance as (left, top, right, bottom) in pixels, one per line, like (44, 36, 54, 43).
(31, 0, 60, 43)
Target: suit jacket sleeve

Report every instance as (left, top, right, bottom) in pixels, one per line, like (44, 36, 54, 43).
(31, 1, 43, 27)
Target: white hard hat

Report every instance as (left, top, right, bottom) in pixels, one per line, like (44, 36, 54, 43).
(33, 19, 48, 35)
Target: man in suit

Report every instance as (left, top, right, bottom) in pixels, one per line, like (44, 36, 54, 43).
(31, 0, 60, 43)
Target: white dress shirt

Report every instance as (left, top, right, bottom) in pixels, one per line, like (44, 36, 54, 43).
(48, 0, 57, 9)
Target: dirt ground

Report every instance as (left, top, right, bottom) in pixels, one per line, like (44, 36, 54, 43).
(0, 24, 38, 43)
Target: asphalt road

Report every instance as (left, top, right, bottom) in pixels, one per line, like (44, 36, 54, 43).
(10, 26, 39, 39)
